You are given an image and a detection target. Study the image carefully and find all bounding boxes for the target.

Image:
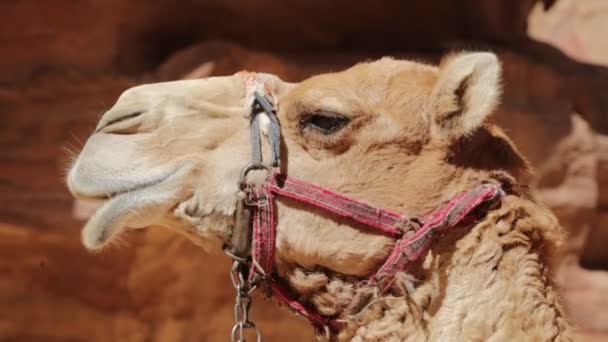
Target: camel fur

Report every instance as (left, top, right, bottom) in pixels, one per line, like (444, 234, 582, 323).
(67, 52, 572, 341)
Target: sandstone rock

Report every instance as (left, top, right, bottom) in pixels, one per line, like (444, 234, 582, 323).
(0, 0, 553, 83)
(530, 0, 608, 66)
(3, 0, 608, 340)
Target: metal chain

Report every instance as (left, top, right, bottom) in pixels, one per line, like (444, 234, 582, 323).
(226, 90, 278, 342)
(229, 260, 261, 342)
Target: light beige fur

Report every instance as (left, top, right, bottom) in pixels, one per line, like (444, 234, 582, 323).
(67, 52, 572, 341)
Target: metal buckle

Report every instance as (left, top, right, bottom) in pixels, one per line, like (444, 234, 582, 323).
(244, 192, 268, 207)
(238, 163, 273, 191)
(238, 163, 272, 207)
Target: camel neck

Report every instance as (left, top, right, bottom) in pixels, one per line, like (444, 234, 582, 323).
(282, 193, 571, 341)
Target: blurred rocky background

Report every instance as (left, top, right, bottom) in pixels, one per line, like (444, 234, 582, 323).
(1, 0, 608, 341)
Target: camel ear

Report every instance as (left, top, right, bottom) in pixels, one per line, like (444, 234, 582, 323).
(431, 52, 501, 141)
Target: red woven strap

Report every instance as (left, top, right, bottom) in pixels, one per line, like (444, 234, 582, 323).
(268, 174, 405, 236)
(249, 186, 276, 281)
(371, 184, 503, 291)
(267, 279, 340, 329)
(248, 173, 503, 328)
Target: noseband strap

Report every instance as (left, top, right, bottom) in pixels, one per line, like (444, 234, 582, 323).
(226, 90, 505, 332)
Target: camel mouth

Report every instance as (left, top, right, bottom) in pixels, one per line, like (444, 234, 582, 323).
(68, 166, 177, 202)
(72, 177, 168, 202)
(72, 175, 172, 221)
(79, 164, 195, 250)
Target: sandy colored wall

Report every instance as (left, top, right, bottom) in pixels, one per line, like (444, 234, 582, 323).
(2, 0, 608, 341)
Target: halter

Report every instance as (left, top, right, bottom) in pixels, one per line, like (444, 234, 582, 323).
(224, 89, 504, 341)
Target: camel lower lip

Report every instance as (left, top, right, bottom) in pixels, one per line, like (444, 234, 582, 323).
(72, 177, 168, 220)
(78, 173, 173, 217)
(80, 164, 194, 250)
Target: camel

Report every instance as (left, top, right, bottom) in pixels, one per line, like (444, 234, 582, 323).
(157, 41, 608, 335)
(67, 52, 572, 341)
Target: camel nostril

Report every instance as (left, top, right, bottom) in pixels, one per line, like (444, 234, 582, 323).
(97, 111, 145, 132)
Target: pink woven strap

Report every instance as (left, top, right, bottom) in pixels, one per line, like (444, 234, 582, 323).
(371, 184, 503, 291)
(249, 186, 276, 281)
(268, 279, 332, 326)
(249, 173, 503, 329)
(268, 174, 406, 236)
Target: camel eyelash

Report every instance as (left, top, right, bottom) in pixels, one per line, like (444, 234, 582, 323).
(299, 110, 351, 135)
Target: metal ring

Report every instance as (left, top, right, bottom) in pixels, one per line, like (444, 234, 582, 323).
(238, 163, 273, 190)
(230, 324, 240, 342)
(231, 322, 262, 342)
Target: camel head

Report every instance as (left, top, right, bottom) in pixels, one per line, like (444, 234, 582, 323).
(68, 52, 528, 278)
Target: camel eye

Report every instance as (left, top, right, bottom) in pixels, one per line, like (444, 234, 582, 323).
(301, 111, 350, 134)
